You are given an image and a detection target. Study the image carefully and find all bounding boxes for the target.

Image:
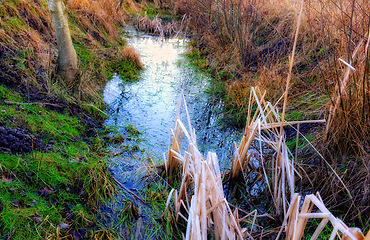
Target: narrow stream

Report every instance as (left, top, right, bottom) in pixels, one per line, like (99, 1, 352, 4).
(101, 28, 242, 237)
(104, 28, 241, 169)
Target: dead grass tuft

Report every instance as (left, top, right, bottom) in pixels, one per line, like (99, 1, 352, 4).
(120, 46, 144, 70)
(67, 0, 131, 39)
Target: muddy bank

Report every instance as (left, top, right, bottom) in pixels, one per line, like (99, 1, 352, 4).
(0, 126, 47, 153)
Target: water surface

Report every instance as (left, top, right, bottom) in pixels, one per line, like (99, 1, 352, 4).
(101, 28, 244, 238)
(104, 29, 241, 167)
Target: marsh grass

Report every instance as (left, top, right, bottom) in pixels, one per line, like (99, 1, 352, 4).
(135, 12, 188, 38)
(164, 0, 370, 228)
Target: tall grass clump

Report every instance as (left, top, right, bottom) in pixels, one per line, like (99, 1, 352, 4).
(301, 0, 370, 225)
(304, 0, 370, 155)
(171, 0, 325, 127)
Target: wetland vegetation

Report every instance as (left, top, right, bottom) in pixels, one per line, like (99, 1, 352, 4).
(0, 0, 369, 239)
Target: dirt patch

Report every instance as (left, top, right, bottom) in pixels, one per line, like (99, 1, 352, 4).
(0, 126, 48, 153)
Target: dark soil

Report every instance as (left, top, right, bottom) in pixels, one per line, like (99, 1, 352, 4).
(0, 126, 48, 153)
(284, 122, 323, 141)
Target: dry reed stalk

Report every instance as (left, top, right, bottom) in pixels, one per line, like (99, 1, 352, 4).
(165, 95, 252, 239)
(136, 14, 180, 37)
(325, 40, 363, 135)
(230, 87, 294, 215)
(180, 148, 247, 239)
(277, 192, 367, 240)
(164, 94, 185, 180)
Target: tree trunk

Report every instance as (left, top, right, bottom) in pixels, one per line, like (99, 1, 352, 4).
(48, 0, 79, 88)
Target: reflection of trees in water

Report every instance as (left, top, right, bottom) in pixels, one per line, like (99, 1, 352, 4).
(104, 30, 241, 169)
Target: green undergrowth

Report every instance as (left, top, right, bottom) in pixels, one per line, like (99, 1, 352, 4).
(142, 182, 183, 239)
(286, 134, 315, 154)
(286, 93, 329, 122)
(0, 86, 115, 239)
(139, 3, 181, 21)
(185, 41, 212, 72)
(185, 43, 250, 127)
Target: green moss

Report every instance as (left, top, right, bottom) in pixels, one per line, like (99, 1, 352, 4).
(0, 86, 114, 239)
(0, 85, 23, 102)
(286, 111, 305, 121)
(286, 93, 329, 121)
(286, 134, 314, 153)
(0, 146, 113, 239)
(108, 58, 142, 82)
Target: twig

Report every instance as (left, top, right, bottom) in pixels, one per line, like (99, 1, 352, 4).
(259, 119, 326, 130)
(4, 101, 63, 108)
(134, 206, 143, 240)
(112, 176, 145, 204)
(82, 103, 108, 116)
(7, 227, 17, 240)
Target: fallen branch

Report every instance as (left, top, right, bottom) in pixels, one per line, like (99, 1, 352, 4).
(112, 176, 145, 204)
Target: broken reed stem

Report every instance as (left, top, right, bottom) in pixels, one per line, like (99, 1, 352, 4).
(279, 0, 304, 137)
(166, 95, 249, 239)
(278, 193, 365, 240)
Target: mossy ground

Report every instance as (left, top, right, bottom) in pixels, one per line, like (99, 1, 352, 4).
(0, 85, 118, 239)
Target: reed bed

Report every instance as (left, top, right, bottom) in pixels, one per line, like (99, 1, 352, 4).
(230, 87, 321, 216)
(136, 13, 188, 37)
(165, 95, 255, 239)
(159, 0, 370, 236)
(163, 92, 368, 239)
(229, 87, 295, 217)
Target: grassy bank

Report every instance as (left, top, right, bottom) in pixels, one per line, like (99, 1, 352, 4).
(0, 86, 115, 238)
(0, 0, 143, 238)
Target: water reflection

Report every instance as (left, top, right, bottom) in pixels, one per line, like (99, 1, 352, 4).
(103, 29, 241, 169)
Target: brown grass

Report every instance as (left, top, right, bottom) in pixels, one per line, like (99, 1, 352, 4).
(120, 46, 144, 70)
(165, 0, 370, 227)
(67, 0, 128, 38)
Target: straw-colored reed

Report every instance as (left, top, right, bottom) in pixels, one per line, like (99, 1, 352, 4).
(277, 192, 369, 240)
(165, 94, 255, 239)
(164, 93, 367, 239)
(135, 13, 188, 37)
